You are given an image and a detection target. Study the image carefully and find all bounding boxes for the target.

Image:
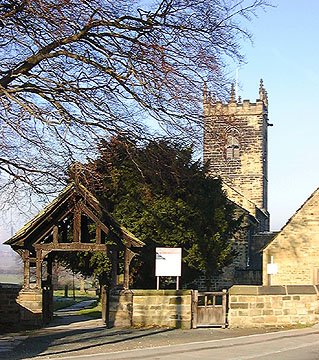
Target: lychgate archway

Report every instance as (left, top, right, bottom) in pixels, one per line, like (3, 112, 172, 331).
(5, 182, 144, 326)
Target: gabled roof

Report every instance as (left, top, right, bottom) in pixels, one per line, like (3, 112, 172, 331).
(256, 231, 279, 252)
(262, 187, 319, 251)
(5, 183, 74, 247)
(5, 182, 144, 249)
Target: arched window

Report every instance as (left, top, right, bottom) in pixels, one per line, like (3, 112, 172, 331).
(226, 135, 240, 159)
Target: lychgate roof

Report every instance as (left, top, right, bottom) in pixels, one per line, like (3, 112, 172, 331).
(5, 182, 144, 254)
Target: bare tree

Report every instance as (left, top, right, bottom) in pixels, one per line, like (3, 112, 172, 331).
(0, 0, 269, 207)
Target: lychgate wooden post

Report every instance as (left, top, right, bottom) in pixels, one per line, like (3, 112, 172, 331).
(36, 249, 42, 289)
(123, 248, 136, 289)
(22, 250, 30, 289)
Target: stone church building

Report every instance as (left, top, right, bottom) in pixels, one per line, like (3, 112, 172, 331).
(202, 80, 275, 290)
(203, 80, 319, 290)
(262, 187, 319, 286)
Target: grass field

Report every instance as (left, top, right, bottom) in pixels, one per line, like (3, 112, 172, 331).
(79, 302, 102, 318)
(0, 274, 23, 284)
(0, 281, 101, 317)
(53, 289, 99, 311)
(54, 289, 97, 297)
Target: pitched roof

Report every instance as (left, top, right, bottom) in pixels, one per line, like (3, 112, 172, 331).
(222, 181, 259, 216)
(5, 182, 144, 249)
(262, 187, 319, 251)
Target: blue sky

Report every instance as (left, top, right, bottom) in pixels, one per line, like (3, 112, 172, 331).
(234, 0, 319, 230)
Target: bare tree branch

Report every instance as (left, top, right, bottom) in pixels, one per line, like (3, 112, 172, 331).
(0, 0, 271, 209)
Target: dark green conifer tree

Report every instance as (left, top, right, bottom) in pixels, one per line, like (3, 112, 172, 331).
(73, 136, 243, 289)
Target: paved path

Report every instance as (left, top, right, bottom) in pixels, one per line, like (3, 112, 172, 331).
(0, 299, 98, 359)
(47, 299, 98, 327)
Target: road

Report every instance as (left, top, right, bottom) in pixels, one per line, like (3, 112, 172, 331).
(21, 326, 319, 360)
(2, 300, 318, 360)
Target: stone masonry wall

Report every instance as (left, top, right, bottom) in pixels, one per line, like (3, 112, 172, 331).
(228, 285, 319, 328)
(0, 284, 21, 326)
(0, 285, 45, 328)
(15, 289, 43, 327)
(108, 289, 133, 327)
(132, 290, 193, 329)
(204, 99, 269, 214)
(263, 189, 319, 286)
(108, 289, 193, 329)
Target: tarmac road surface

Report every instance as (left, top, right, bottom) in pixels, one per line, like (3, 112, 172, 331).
(41, 326, 319, 360)
(1, 299, 318, 360)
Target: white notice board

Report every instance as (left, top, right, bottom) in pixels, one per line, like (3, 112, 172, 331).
(267, 263, 278, 275)
(155, 247, 182, 277)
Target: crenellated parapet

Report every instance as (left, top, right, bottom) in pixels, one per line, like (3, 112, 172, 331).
(204, 79, 269, 119)
(203, 80, 271, 226)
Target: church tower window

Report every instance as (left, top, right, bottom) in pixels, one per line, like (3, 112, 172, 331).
(226, 135, 240, 159)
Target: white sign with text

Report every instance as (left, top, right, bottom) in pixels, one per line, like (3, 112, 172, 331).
(267, 263, 278, 275)
(155, 247, 182, 277)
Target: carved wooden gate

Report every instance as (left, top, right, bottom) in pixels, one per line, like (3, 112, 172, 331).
(193, 290, 227, 328)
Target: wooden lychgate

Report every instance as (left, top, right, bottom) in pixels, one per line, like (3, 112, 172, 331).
(4, 182, 144, 326)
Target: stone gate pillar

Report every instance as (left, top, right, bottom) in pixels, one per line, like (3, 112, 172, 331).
(17, 249, 44, 326)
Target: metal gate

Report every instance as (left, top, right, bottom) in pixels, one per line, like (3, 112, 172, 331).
(193, 290, 227, 328)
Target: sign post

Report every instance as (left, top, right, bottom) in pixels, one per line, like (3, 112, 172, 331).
(267, 255, 278, 286)
(155, 247, 182, 290)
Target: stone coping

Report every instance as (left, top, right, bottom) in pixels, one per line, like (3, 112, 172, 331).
(229, 285, 319, 296)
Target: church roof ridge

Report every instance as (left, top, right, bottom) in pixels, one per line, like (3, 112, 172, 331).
(222, 181, 262, 216)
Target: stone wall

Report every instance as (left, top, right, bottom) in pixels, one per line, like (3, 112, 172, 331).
(228, 285, 319, 328)
(17, 289, 43, 326)
(263, 188, 319, 286)
(0, 284, 21, 326)
(108, 289, 133, 327)
(234, 270, 262, 286)
(0, 285, 45, 328)
(133, 290, 193, 329)
(108, 289, 193, 329)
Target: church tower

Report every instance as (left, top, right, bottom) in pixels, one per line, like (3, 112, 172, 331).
(203, 80, 271, 231)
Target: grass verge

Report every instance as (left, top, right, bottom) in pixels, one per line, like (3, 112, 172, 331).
(78, 302, 102, 318)
(53, 290, 98, 311)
